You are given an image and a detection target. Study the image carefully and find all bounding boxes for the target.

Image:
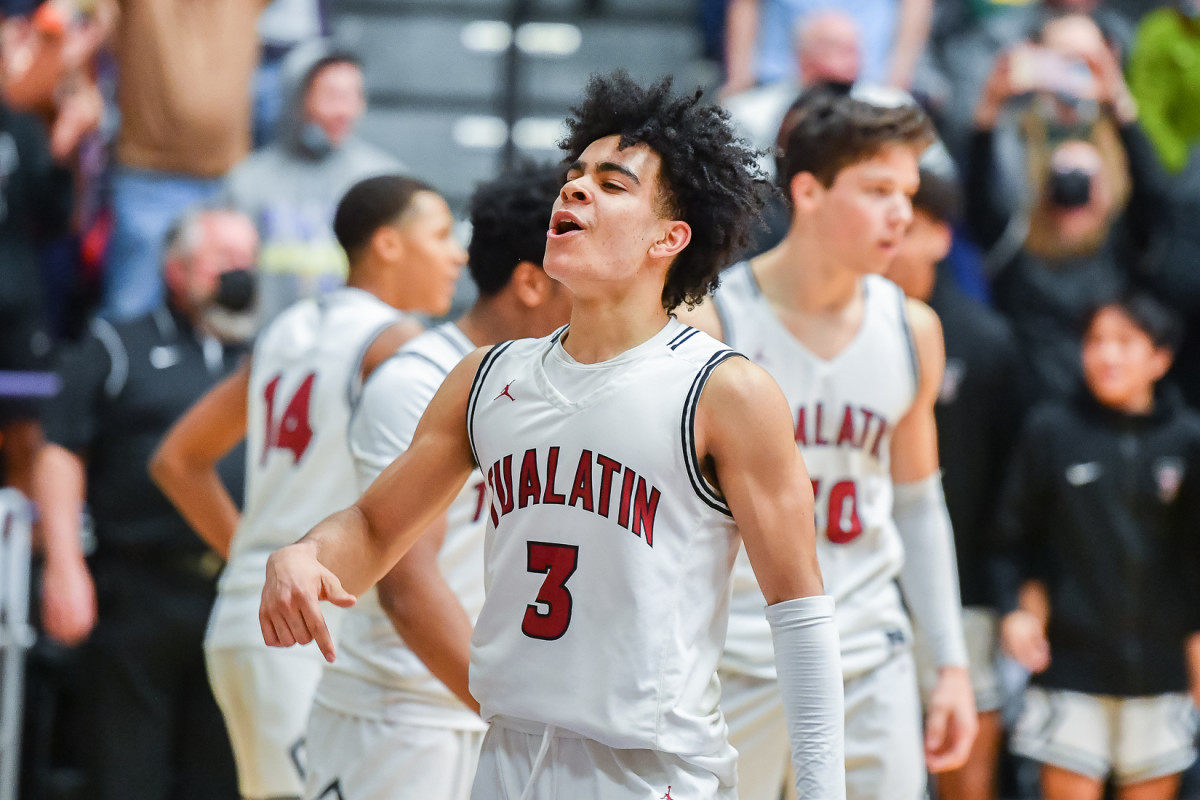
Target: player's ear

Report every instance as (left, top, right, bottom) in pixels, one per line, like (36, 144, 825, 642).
(511, 260, 552, 308)
(648, 220, 691, 261)
(788, 171, 823, 213)
(371, 224, 405, 263)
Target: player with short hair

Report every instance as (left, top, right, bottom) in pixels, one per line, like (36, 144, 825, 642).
(303, 163, 572, 800)
(259, 71, 846, 800)
(150, 174, 465, 800)
(681, 87, 977, 800)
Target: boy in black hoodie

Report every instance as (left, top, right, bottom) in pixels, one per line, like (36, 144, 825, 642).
(994, 292, 1200, 800)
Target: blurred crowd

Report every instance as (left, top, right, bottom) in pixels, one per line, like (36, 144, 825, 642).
(1, 0, 1199, 799)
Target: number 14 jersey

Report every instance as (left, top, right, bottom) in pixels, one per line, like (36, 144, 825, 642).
(466, 319, 741, 759)
(715, 263, 919, 681)
(208, 287, 402, 648)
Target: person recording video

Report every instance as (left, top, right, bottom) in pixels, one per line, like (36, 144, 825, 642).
(965, 11, 1172, 404)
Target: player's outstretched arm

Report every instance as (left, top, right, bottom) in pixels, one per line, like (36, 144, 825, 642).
(696, 357, 846, 800)
(375, 517, 478, 714)
(149, 359, 250, 559)
(890, 298, 976, 773)
(260, 348, 486, 662)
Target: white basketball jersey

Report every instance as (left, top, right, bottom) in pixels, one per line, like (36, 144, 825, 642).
(715, 262, 918, 680)
(467, 319, 742, 758)
(207, 287, 401, 648)
(316, 322, 487, 731)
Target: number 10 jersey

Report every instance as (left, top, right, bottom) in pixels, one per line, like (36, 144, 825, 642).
(466, 319, 742, 759)
(715, 263, 919, 681)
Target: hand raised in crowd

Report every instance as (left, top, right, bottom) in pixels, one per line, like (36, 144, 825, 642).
(1080, 44, 1138, 125)
(41, 554, 97, 646)
(973, 50, 1019, 130)
(923, 665, 979, 773)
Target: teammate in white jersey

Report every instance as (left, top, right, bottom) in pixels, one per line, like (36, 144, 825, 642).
(304, 164, 572, 800)
(681, 87, 977, 800)
(150, 175, 466, 800)
(259, 72, 846, 800)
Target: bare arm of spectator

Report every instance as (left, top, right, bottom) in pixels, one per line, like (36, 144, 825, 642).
(149, 360, 249, 559)
(35, 323, 116, 646)
(722, 0, 760, 98)
(34, 443, 95, 646)
(887, 0, 933, 90)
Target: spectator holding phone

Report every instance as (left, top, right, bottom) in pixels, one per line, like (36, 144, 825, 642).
(993, 291, 1200, 800)
(966, 12, 1171, 402)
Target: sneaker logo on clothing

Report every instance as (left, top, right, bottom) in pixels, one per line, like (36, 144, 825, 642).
(149, 345, 180, 370)
(1154, 457, 1185, 503)
(494, 380, 517, 402)
(660, 787, 674, 800)
(1065, 462, 1102, 486)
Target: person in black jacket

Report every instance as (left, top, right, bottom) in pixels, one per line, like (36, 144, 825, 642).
(994, 292, 1200, 800)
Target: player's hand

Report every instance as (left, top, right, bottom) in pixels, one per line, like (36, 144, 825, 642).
(260, 542, 356, 663)
(1000, 609, 1050, 673)
(41, 555, 97, 646)
(924, 665, 978, 773)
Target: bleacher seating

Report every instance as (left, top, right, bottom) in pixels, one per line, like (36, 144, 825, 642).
(332, 0, 709, 214)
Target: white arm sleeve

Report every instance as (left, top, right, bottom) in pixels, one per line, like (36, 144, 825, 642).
(893, 473, 969, 668)
(766, 595, 847, 800)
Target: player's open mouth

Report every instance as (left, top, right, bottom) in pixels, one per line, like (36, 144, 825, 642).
(549, 211, 585, 238)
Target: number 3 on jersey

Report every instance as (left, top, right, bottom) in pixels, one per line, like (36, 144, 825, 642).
(262, 373, 316, 464)
(812, 479, 863, 544)
(522, 542, 578, 640)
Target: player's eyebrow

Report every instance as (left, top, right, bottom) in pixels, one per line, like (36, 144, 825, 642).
(566, 159, 641, 185)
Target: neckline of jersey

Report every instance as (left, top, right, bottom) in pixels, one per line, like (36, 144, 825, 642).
(743, 261, 874, 369)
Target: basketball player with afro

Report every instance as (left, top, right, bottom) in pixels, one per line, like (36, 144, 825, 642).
(259, 71, 847, 800)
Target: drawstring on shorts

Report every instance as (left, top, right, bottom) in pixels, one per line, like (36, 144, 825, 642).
(518, 724, 558, 800)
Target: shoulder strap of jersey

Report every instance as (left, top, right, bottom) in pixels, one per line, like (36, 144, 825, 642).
(465, 340, 516, 468)
(891, 281, 920, 387)
(681, 348, 745, 517)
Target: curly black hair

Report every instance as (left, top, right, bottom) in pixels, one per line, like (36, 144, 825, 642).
(558, 71, 772, 310)
(468, 162, 565, 297)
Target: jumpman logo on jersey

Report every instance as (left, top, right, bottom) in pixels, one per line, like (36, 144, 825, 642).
(494, 380, 517, 402)
(660, 787, 674, 800)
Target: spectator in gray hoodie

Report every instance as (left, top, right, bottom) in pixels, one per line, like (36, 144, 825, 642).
(224, 40, 404, 324)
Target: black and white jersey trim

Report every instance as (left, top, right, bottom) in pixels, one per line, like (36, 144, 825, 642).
(466, 340, 515, 469)
(347, 320, 400, 411)
(681, 349, 743, 517)
(895, 287, 920, 387)
(550, 324, 568, 345)
(667, 325, 699, 350)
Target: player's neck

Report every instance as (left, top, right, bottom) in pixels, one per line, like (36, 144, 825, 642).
(457, 297, 518, 347)
(758, 229, 863, 314)
(559, 293, 670, 364)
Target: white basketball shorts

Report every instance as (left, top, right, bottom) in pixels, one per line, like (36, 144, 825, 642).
(469, 718, 737, 800)
(1012, 687, 1199, 785)
(720, 648, 925, 800)
(915, 606, 1003, 713)
(205, 644, 326, 799)
(304, 701, 483, 800)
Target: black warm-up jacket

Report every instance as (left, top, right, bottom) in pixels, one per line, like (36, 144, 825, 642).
(991, 385, 1200, 696)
